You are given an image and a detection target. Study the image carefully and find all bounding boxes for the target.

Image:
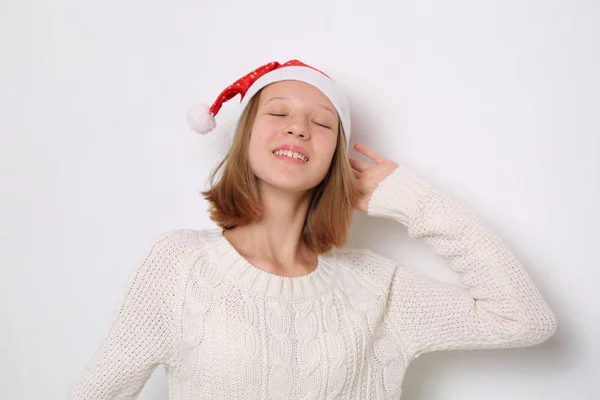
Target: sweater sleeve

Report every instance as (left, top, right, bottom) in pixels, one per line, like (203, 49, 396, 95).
(368, 165, 557, 361)
(69, 230, 194, 399)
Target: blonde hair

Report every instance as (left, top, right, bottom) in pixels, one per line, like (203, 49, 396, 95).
(201, 89, 360, 254)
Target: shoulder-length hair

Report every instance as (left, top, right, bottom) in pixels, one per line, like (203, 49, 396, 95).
(201, 88, 360, 254)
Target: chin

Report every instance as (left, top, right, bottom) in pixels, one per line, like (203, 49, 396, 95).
(252, 162, 325, 193)
(255, 173, 314, 192)
(266, 179, 313, 193)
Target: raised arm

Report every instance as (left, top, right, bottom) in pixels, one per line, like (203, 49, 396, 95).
(69, 230, 195, 399)
(367, 165, 557, 361)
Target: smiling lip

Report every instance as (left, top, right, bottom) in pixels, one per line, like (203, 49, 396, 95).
(272, 144, 309, 162)
(273, 152, 306, 165)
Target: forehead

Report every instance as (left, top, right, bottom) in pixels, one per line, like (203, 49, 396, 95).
(260, 80, 335, 110)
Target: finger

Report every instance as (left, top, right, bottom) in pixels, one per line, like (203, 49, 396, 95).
(350, 166, 361, 179)
(353, 143, 387, 165)
(349, 156, 370, 172)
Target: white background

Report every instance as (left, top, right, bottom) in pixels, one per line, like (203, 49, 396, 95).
(1, 0, 598, 398)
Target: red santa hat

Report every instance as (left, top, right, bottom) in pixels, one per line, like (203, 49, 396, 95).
(186, 59, 351, 148)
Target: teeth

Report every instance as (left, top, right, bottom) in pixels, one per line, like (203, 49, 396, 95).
(273, 149, 307, 162)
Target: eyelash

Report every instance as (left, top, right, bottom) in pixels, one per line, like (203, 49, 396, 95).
(268, 113, 331, 130)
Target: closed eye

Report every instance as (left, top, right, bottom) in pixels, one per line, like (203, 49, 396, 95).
(269, 113, 287, 117)
(313, 121, 331, 129)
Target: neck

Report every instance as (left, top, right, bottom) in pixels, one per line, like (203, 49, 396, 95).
(224, 182, 317, 276)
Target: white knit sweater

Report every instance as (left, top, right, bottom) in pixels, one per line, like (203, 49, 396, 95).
(69, 165, 557, 399)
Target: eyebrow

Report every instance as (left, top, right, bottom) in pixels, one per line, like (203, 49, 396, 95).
(265, 96, 336, 115)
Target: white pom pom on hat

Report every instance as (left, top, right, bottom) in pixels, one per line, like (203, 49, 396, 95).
(185, 103, 216, 135)
(186, 59, 352, 148)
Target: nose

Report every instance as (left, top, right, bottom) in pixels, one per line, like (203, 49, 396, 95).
(284, 116, 309, 139)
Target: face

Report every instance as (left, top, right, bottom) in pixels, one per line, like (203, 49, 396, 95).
(247, 80, 340, 193)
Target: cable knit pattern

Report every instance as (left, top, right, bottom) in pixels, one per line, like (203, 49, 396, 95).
(69, 165, 557, 399)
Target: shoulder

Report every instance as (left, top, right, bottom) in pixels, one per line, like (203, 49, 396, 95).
(333, 246, 396, 270)
(137, 228, 215, 275)
(330, 246, 398, 287)
(148, 227, 227, 251)
(149, 228, 205, 250)
(121, 228, 220, 298)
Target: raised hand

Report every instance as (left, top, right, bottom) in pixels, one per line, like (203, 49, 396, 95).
(348, 143, 399, 212)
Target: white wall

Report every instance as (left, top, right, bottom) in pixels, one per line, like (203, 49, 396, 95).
(1, 0, 597, 398)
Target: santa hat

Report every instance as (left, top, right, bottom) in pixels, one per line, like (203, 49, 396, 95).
(186, 59, 351, 148)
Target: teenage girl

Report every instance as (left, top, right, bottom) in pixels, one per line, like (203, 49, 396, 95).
(70, 59, 556, 399)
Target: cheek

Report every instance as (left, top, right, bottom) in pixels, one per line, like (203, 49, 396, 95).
(247, 125, 274, 170)
(250, 119, 278, 145)
(307, 134, 338, 181)
(315, 134, 338, 161)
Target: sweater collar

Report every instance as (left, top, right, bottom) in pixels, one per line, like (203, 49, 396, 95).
(202, 228, 338, 301)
